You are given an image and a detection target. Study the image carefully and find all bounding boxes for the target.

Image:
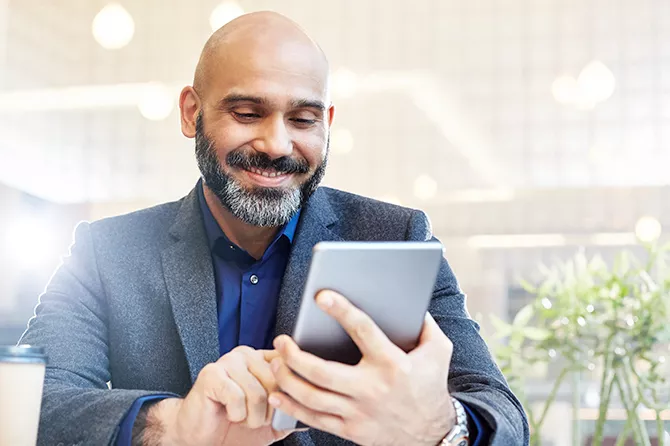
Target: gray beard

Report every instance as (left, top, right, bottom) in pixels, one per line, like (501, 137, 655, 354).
(216, 174, 302, 228)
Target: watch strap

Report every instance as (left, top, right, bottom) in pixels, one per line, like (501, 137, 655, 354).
(440, 397, 469, 446)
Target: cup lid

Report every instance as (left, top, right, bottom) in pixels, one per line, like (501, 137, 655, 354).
(0, 345, 47, 361)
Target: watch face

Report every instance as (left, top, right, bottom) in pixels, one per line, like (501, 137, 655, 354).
(456, 441, 468, 446)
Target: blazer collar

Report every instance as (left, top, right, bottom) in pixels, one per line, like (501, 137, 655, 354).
(273, 187, 343, 338)
(162, 187, 220, 384)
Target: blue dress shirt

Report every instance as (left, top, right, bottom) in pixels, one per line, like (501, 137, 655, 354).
(199, 184, 300, 355)
(116, 181, 487, 445)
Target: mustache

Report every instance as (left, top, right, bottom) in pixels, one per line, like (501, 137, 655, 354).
(226, 150, 311, 175)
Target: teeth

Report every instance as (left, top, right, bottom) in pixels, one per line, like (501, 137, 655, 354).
(249, 168, 282, 178)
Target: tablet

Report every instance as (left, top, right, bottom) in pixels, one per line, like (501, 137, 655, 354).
(272, 240, 443, 431)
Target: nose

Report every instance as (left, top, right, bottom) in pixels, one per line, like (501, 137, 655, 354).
(251, 114, 293, 159)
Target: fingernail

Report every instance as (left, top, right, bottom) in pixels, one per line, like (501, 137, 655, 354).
(318, 292, 333, 309)
(271, 358, 281, 373)
(268, 395, 281, 407)
(274, 337, 284, 350)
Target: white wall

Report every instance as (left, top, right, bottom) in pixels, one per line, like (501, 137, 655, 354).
(0, 182, 21, 319)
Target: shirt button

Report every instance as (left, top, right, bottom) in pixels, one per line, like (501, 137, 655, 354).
(250, 274, 259, 285)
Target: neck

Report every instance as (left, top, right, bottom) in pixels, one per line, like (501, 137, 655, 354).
(202, 184, 280, 259)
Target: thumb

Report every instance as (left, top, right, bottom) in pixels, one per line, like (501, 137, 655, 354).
(417, 312, 443, 345)
(413, 312, 453, 359)
(262, 349, 281, 362)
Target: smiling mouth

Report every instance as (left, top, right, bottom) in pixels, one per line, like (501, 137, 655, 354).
(243, 167, 287, 178)
(239, 166, 296, 187)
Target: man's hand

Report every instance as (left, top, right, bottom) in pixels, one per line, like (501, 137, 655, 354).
(141, 346, 303, 446)
(268, 290, 457, 446)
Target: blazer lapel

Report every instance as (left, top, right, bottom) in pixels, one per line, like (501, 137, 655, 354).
(161, 188, 220, 384)
(274, 187, 343, 339)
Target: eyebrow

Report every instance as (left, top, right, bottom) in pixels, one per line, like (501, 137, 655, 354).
(217, 94, 269, 108)
(217, 94, 326, 112)
(290, 99, 326, 112)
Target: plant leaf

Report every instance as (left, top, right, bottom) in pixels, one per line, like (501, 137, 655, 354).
(523, 327, 551, 341)
(509, 332, 524, 351)
(518, 277, 537, 294)
(513, 304, 535, 327)
(489, 315, 513, 338)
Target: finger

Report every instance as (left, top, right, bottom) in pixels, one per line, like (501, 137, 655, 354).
(247, 351, 278, 392)
(418, 312, 444, 343)
(262, 349, 281, 362)
(315, 290, 404, 362)
(411, 312, 453, 358)
(225, 362, 269, 429)
(200, 364, 247, 423)
(273, 335, 360, 397)
(271, 357, 353, 417)
(268, 390, 346, 439)
(246, 352, 279, 423)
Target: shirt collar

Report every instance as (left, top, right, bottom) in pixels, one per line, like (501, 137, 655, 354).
(196, 179, 300, 254)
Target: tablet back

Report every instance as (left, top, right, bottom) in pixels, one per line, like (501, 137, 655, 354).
(292, 241, 444, 365)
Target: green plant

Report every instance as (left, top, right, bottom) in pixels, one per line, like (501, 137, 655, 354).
(486, 243, 670, 445)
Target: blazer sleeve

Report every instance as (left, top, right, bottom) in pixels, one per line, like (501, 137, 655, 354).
(406, 210, 530, 446)
(19, 222, 176, 446)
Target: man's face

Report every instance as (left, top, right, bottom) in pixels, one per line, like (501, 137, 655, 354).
(195, 112, 328, 227)
(192, 40, 333, 227)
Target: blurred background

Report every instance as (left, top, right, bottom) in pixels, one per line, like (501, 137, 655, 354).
(1, 0, 669, 443)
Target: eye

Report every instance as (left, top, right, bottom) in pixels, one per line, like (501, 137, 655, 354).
(232, 112, 261, 121)
(290, 118, 317, 128)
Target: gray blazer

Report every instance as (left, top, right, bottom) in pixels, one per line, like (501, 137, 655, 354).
(20, 185, 529, 445)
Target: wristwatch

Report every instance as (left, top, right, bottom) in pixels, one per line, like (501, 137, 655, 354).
(440, 397, 469, 446)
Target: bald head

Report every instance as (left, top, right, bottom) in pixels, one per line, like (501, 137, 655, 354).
(193, 11, 329, 98)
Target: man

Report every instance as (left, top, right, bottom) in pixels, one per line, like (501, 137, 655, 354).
(20, 11, 528, 446)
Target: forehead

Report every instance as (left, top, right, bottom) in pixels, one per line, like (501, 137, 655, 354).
(205, 40, 329, 107)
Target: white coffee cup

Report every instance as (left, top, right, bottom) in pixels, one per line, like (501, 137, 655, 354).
(0, 345, 48, 446)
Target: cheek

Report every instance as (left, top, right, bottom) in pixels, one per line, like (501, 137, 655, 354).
(209, 125, 253, 159)
(293, 133, 328, 165)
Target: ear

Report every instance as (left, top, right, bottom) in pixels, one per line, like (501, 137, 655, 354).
(179, 86, 201, 138)
(327, 104, 335, 127)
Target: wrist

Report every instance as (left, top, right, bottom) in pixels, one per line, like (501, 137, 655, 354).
(141, 398, 182, 446)
(415, 394, 457, 446)
(438, 398, 469, 446)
